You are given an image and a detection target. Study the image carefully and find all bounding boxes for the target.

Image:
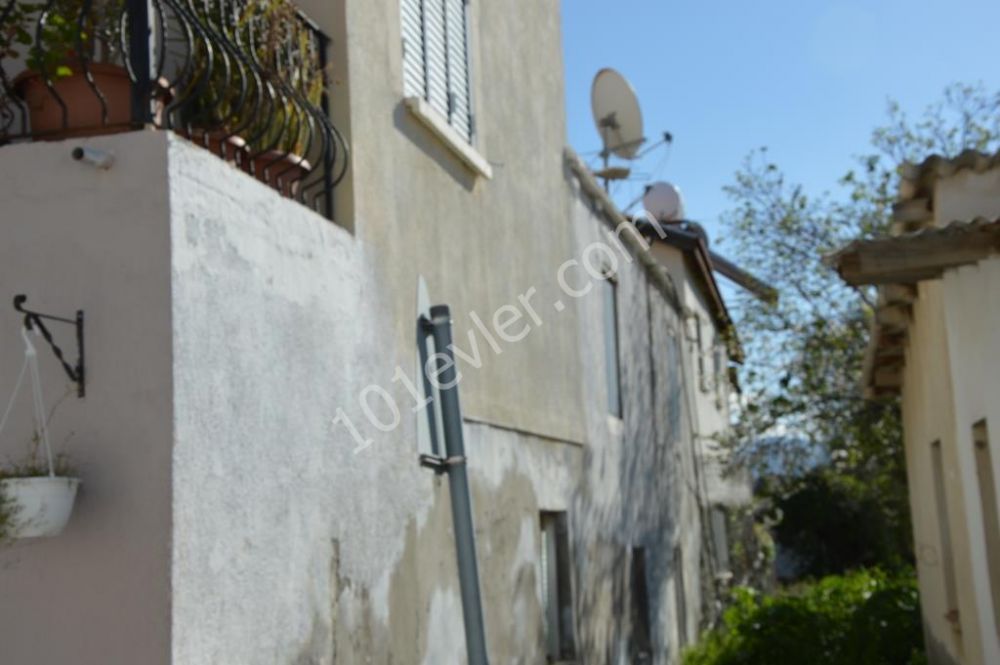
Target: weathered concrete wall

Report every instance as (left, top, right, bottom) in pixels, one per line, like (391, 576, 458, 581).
(0, 134, 729, 665)
(328, 0, 584, 445)
(650, 243, 751, 510)
(166, 135, 581, 664)
(0, 131, 173, 665)
(567, 175, 709, 664)
(164, 132, 717, 665)
(0, 3, 732, 663)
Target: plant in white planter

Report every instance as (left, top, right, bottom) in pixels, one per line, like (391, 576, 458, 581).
(0, 328, 80, 542)
(0, 450, 78, 541)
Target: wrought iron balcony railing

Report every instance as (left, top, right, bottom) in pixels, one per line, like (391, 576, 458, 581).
(0, 0, 348, 218)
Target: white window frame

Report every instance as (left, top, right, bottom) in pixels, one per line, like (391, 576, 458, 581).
(540, 511, 577, 661)
(601, 273, 623, 419)
(400, 0, 492, 178)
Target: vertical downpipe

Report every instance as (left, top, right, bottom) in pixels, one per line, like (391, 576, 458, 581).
(127, 0, 151, 125)
(426, 304, 490, 665)
(317, 31, 334, 221)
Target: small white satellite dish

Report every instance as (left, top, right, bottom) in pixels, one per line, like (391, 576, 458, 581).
(591, 68, 645, 160)
(643, 181, 685, 222)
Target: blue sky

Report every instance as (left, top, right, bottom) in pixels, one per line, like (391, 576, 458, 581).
(561, 0, 1000, 244)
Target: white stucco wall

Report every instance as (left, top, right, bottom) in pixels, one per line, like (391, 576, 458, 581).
(939, 257, 1000, 665)
(935, 168, 1000, 227)
(897, 164, 1000, 665)
(902, 279, 982, 665)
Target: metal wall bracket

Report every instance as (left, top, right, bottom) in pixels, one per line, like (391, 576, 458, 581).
(418, 453, 467, 475)
(13, 295, 86, 398)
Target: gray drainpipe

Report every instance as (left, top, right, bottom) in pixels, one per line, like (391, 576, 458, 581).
(420, 304, 490, 665)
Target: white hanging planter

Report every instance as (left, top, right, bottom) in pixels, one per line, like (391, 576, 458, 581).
(0, 476, 80, 539)
(0, 325, 83, 542)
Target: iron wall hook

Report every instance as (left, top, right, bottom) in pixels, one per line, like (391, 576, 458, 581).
(13, 295, 86, 398)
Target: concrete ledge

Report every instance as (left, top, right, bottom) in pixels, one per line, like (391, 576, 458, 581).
(404, 96, 493, 179)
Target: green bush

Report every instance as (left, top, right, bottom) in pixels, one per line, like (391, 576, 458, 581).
(768, 468, 912, 580)
(683, 568, 926, 665)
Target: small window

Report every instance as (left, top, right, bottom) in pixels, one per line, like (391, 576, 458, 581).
(630, 547, 653, 662)
(540, 512, 576, 661)
(695, 317, 710, 393)
(673, 546, 688, 648)
(401, 0, 474, 141)
(972, 421, 1000, 639)
(601, 276, 622, 418)
(712, 339, 729, 400)
(711, 507, 731, 573)
(931, 441, 962, 638)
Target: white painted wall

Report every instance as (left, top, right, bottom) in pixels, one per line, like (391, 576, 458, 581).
(0, 131, 173, 665)
(901, 279, 980, 665)
(939, 257, 1000, 665)
(897, 165, 1000, 665)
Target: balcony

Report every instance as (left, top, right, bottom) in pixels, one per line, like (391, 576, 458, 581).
(0, 0, 348, 218)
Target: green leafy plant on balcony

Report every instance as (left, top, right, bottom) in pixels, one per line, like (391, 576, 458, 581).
(1, 0, 129, 137)
(0, 0, 121, 79)
(243, 0, 325, 158)
(171, 0, 327, 171)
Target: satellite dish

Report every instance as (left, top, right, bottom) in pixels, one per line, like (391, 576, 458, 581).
(591, 68, 645, 160)
(643, 181, 685, 222)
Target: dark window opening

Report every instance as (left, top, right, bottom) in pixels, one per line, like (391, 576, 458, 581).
(601, 276, 622, 418)
(630, 546, 653, 663)
(972, 420, 1000, 640)
(541, 511, 576, 661)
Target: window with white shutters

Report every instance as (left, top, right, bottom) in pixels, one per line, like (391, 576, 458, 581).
(401, 0, 474, 142)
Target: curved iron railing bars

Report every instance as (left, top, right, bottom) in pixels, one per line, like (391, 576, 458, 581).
(0, 0, 348, 218)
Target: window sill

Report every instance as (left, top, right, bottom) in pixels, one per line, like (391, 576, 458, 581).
(404, 96, 493, 179)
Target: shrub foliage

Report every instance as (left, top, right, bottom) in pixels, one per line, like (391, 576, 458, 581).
(683, 568, 926, 665)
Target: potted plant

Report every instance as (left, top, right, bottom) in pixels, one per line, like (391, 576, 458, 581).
(0, 329, 80, 542)
(249, 94, 315, 195)
(2, 0, 130, 138)
(0, 443, 78, 541)
(171, 47, 251, 167)
(243, 0, 323, 194)
(161, 3, 257, 166)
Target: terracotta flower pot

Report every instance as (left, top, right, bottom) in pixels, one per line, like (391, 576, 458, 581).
(178, 129, 250, 168)
(252, 150, 312, 196)
(13, 63, 132, 140)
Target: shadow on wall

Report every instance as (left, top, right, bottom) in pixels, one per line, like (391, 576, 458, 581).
(570, 481, 679, 662)
(392, 101, 479, 192)
(922, 618, 962, 665)
(571, 309, 696, 662)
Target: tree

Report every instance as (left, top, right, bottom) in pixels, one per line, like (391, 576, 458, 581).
(719, 83, 1000, 576)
